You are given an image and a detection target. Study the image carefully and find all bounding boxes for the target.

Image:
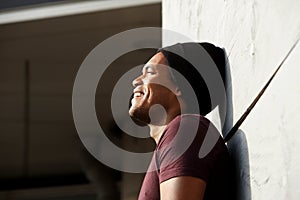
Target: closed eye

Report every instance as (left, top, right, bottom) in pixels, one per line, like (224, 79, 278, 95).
(143, 65, 156, 75)
(146, 71, 155, 75)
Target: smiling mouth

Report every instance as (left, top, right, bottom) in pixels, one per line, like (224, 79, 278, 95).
(133, 91, 144, 98)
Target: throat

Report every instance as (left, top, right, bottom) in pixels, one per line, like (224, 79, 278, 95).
(149, 124, 167, 144)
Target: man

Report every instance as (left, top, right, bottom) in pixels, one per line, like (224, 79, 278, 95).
(129, 42, 232, 200)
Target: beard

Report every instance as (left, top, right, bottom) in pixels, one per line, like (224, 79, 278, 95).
(129, 106, 150, 126)
(128, 84, 179, 126)
(129, 100, 169, 126)
(129, 94, 150, 126)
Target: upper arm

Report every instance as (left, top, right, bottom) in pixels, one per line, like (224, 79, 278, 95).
(160, 176, 207, 200)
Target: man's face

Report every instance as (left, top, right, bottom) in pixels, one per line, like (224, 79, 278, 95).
(129, 52, 181, 124)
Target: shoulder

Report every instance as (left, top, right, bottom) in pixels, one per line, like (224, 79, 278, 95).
(157, 114, 227, 161)
(156, 114, 227, 184)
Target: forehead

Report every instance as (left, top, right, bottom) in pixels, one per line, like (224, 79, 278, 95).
(147, 52, 168, 65)
(143, 52, 169, 71)
(141, 52, 177, 86)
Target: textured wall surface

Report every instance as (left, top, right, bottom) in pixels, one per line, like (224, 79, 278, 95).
(163, 0, 300, 199)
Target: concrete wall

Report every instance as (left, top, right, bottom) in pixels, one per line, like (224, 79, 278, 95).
(163, 0, 300, 199)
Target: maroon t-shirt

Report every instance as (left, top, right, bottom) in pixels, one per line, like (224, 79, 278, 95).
(138, 114, 231, 200)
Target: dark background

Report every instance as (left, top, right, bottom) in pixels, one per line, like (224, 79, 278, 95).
(0, 1, 161, 199)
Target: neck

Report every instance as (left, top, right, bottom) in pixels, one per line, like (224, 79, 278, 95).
(147, 99, 182, 144)
(149, 124, 167, 144)
(148, 110, 180, 144)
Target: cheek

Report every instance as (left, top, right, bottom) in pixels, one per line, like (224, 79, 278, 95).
(149, 85, 176, 102)
(148, 78, 177, 94)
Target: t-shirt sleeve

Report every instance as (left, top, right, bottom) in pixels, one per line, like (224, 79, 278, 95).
(156, 115, 222, 184)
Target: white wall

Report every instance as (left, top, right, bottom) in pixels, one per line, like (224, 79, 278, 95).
(163, 0, 300, 199)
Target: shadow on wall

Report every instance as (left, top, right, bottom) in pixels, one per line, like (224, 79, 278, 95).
(222, 50, 252, 200)
(227, 130, 251, 200)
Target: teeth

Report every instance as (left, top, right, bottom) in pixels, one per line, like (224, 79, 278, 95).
(134, 92, 143, 98)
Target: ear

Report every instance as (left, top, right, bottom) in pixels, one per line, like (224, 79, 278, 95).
(174, 87, 182, 96)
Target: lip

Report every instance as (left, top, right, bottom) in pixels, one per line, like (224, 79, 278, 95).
(133, 86, 145, 98)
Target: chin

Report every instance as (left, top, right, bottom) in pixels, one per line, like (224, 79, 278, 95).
(129, 106, 150, 126)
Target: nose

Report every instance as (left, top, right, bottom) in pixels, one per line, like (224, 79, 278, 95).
(132, 74, 143, 87)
